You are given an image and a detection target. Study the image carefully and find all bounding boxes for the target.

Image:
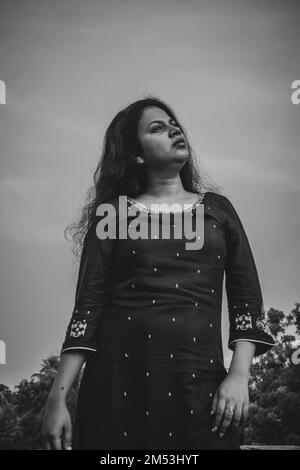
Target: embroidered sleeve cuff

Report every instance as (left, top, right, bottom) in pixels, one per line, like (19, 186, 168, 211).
(228, 302, 276, 357)
(60, 307, 100, 356)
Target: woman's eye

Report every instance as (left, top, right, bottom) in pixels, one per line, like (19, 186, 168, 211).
(151, 122, 179, 132)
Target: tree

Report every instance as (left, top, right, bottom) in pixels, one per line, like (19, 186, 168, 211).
(0, 353, 82, 449)
(241, 302, 300, 445)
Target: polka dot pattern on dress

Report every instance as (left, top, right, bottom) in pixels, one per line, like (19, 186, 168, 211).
(61, 191, 272, 449)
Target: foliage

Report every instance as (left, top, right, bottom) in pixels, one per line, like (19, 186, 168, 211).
(0, 355, 82, 450)
(239, 302, 300, 445)
(1, 303, 300, 448)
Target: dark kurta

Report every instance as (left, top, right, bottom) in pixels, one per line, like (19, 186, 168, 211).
(60, 190, 275, 450)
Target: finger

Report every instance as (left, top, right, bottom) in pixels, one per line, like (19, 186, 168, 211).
(62, 424, 72, 450)
(213, 396, 226, 431)
(232, 404, 242, 429)
(50, 435, 62, 450)
(241, 401, 249, 424)
(210, 390, 218, 416)
(219, 402, 235, 438)
(43, 438, 51, 450)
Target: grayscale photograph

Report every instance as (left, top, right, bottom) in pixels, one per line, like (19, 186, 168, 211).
(0, 0, 299, 453)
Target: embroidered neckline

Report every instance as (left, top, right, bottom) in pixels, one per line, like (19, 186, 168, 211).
(127, 190, 207, 214)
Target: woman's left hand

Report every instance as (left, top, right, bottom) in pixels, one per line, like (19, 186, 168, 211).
(210, 372, 249, 438)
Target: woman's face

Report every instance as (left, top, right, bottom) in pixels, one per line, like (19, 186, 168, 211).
(136, 106, 189, 170)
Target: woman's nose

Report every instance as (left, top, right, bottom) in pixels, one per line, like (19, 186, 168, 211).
(169, 125, 181, 137)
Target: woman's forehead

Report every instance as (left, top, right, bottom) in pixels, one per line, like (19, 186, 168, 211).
(139, 106, 173, 129)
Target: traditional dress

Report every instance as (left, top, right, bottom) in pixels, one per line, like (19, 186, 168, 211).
(60, 190, 275, 450)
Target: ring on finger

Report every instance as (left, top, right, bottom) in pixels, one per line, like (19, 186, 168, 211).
(225, 406, 234, 414)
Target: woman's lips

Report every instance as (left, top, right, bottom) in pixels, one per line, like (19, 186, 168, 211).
(173, 140, 186, 147)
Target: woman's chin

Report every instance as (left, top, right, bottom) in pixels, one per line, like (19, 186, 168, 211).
(172, 149, 190, 161)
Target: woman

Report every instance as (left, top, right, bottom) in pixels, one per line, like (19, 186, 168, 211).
(42, 97, 276, 450)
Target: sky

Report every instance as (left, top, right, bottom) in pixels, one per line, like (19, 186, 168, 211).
(0, 0, 299, 389)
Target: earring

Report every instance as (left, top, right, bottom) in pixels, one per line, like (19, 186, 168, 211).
(136, 156, 144, 164)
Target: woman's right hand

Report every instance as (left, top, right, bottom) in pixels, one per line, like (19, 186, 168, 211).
(41, 398, 72, 450)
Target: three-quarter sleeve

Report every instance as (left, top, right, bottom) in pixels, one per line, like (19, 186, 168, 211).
(223, 196, 276, 357)
(60, 213, 114, 356)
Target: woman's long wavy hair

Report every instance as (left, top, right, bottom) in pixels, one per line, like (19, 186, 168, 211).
(64, 95, 223, 260)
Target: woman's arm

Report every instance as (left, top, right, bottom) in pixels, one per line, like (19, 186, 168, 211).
(211, 340, 256, 438)
(48, 351, 87, 402)
(210, 194, 275, 440)
(228, 340, 256, 378)
(43, 209, 116, 450)
(41, 351, 87, 450)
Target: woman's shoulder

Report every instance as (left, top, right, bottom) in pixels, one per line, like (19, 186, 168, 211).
(203, 191, 240, 224)
(203, 190, 232, 207)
